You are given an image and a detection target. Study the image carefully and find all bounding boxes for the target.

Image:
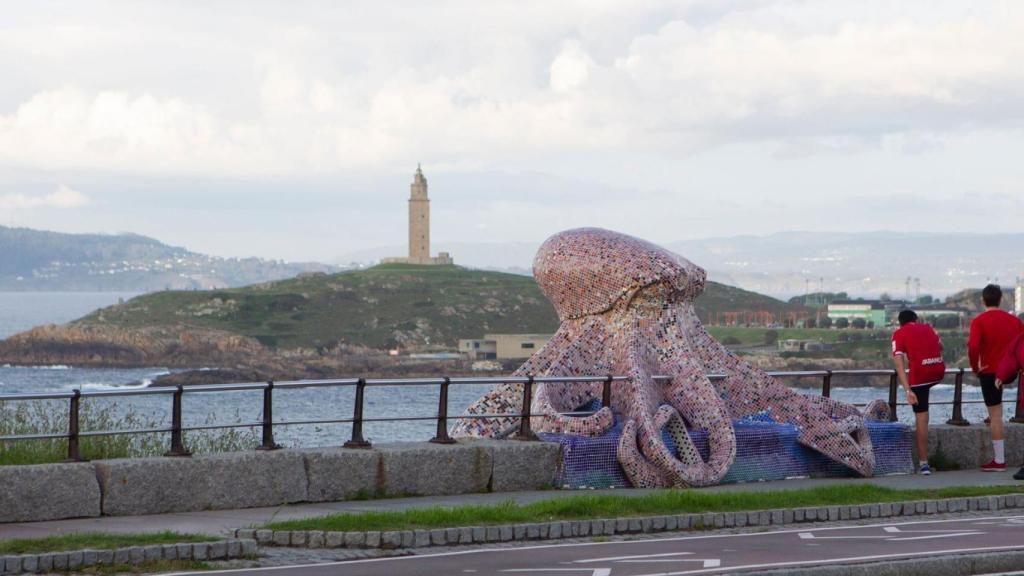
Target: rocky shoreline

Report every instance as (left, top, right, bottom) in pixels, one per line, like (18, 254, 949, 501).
(0, 324, 917, 389)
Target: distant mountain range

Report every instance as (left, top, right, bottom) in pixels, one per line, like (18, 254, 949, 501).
(338, 232, 1024, 299)
(0, 226, 339, 291)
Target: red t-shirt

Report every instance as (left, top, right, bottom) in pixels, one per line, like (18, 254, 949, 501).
(968, 309, 1024, 374)
(892, 322, 946, 386)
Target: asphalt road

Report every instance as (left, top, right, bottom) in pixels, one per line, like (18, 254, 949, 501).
(173, 514, 1024, 576)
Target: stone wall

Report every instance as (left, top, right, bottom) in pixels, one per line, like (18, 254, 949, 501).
(2, 426, 1021, 525)
(914, 423, 1024, 470)
(0, 439, 559, 523)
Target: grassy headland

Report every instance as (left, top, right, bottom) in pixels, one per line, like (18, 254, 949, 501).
(0, 264, 810, 374)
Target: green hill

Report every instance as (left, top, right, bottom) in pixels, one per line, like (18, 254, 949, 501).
(72, 264, 806, 350)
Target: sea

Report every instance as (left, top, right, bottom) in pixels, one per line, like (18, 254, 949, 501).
(0, 292, 1009, 449)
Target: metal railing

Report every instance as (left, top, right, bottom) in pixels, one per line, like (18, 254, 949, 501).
(0, 368, 1021, 461)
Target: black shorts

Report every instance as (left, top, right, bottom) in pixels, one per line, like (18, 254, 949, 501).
(910, 383, 937, 414)
(979, 373, 1003, 407)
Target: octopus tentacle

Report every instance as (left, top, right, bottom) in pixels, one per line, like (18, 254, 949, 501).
(679, 304, 876, 476)
(618, 419, 670, 487)
(661, 364, 736, 486)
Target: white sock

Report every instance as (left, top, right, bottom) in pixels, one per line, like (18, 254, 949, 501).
(994, 440, 1005, 464)
(920, 460, 928, 467)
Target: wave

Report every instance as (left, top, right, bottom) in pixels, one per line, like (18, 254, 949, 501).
(74, 381, 152, 392)
(25, 364, 73, 370)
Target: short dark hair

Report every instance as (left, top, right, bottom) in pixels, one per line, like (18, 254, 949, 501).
(982, 284, 1002, 307)
(898, 310, 918, 326)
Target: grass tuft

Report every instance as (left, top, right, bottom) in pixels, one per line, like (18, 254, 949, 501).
(264, 484, 1024, 533)
(0, 400, 257, 466)
(0, 531, 214, 555)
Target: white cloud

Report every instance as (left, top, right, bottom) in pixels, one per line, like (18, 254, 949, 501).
(0, 184, 91, 211)
(0, 2, 1021, 177)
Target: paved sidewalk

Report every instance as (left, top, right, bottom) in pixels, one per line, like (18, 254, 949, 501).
(1, 470, 1019, 541)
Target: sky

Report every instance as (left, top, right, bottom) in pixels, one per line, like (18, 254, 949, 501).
(1, 1, 1022, 263)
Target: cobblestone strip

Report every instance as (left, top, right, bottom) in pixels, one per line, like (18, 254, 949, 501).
(0, 539, 255, 575)
(239, 494, 1024, 551)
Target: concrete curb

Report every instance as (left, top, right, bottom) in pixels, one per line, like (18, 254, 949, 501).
(745, 549, 1024, 575)
(237, 494, 1024, 550)
(0, 538, 255, 575)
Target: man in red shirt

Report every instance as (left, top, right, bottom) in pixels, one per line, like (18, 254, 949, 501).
(968, 284, 1024, 472)
(892, 309, 946, 475)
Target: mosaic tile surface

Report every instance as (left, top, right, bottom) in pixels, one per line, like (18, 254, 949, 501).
(452, 228, 892, 487)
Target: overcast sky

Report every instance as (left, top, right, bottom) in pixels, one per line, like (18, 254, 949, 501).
(1, 1, 1022, 263)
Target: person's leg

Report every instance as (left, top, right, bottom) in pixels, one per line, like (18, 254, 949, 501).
(913, 385, 930, 473)
(980, 374, 1006, 468)
(915, 411, 929, 470)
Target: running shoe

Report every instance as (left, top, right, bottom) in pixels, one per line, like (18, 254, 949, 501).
(1015, 467, 1024, 480)
(919, 463, 931, 475)
(980, 460, 1006, 472)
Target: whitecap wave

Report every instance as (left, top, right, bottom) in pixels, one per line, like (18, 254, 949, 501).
(64, 381, 152, 392)
(29, 364, 73, 370)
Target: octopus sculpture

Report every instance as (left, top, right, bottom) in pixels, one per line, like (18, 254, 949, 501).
(453, 228, 889, 488)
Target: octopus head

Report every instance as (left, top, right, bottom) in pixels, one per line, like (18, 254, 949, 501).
(533, 227, 706, 321)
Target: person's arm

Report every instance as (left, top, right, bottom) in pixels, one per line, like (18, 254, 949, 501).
(893, 353, 916, 405)
(967, 320, 981, 374)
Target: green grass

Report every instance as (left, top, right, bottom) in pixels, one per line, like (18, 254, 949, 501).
(0, 532, 214, 555)
(80, 559, 213, 575)
(263, 484, 1024, 532)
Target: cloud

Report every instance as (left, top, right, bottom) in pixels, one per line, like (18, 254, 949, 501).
(0, 184, 91, 211)
(0, 1, 1021, 177)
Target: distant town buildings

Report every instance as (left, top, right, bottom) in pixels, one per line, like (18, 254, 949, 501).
(459, 333, 552, 360)
(382, 165, 454, 266)
(826, 300, 969, 328)
(826, 301, 887, 327)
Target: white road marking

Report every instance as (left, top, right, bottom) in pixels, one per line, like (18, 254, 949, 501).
(887, 532, 983, 541)
(629, 545, 1024, 576)
(164, 514, 1024, 575)
(617, 559, 721, 568)
(576, 552, 693, 563)
(800, 525, 984, 541)
(501, 565, 606, 569)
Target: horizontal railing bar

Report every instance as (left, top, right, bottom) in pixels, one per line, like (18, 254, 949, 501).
(0, 391, 76, 401)
(281, 418, 356, 427)
(79, 387, 174, 399)
(361, 415, 448, 423)
(79, 427, 172, 437)
(0, 432, 68, 441)
(274, 379, 360, 389)
(273, 418, 355, 427)
(180, 422, 262, 432)
(181, 383, 268, 393)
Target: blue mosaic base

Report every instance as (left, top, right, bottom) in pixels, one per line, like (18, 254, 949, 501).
(540, 407, 914, 489)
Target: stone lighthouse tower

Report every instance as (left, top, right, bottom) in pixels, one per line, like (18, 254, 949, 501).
(408, 164, 430, 263)
(382, 165, 453, 266)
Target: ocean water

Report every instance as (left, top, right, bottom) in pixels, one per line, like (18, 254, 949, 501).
(0, 292, 139, 339)
(0, 292, 1015, 448)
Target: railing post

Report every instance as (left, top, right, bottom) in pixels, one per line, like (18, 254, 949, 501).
(946, 368, 969, 426)
(821, 370, 832, 398)
(602, 374, 613, 409)
(257, 381, 281, 450)
(430, 377, 456, 444)
(513, 375, 538, 441)
(164, 384, 191, 457)
(65, 389, 85, 462)
(1011, 370, 1024, 424)
(344, 378, 372, 448)
(888, 373, 899, 423)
